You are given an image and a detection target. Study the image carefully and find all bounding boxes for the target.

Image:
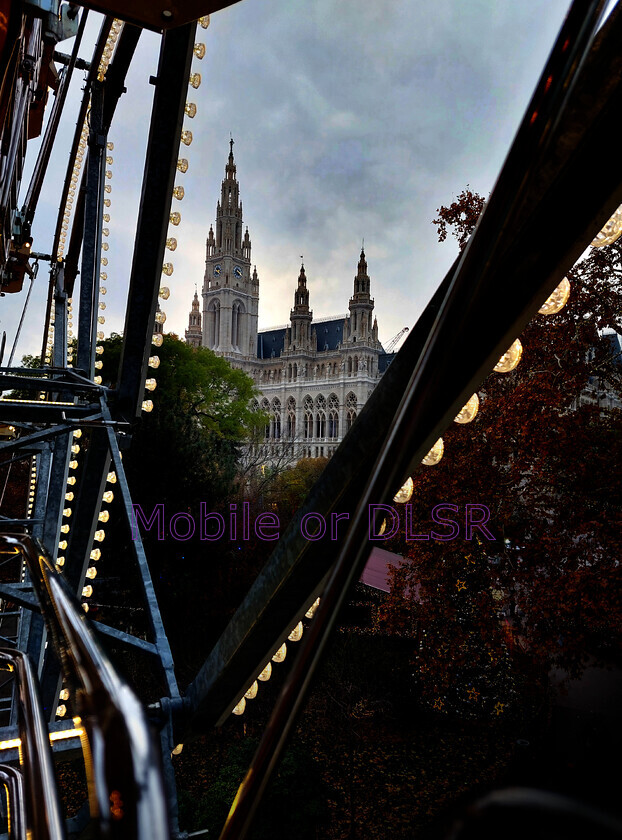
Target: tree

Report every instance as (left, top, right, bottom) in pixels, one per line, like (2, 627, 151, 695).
(379, 189, 622, 720)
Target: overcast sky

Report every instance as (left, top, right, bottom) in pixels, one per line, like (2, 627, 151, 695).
(3, 0, 573, 359)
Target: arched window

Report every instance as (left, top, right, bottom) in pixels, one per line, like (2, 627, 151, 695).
(271, 398, 281, 439)
(208, 300, 220, 349)
(286, 397, 296, 438)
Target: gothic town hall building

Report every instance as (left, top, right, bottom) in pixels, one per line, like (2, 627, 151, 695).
(185, 142, 394, 460)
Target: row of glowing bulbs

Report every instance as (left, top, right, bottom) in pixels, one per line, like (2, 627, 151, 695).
(143, 29, 207, 414)
(391, 276, 572, 506)
(56, 435, 118, 717)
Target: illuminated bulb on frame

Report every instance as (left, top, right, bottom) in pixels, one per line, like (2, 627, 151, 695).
(232, 698, 246, 716)
(98, 511, 109, 522)
(393, 477, 413, 504)
(244, 681, 258, 700)
(86, 567, 97, 579)
(539, 277, 570, 315)
(83, 604, 89, 613)
(162, 262, 174, 276)
(194, 43, 206, 59)
(148, 356, 160, 368)
(172, 744, 183, 756)
(494, 339, 523, 373)
(305, 597, 320, 619)
(82, 585, 93, 598)
(58, 540, 67, 550)
(169, 212, 181, 226)
(176, 159, 188, 173)
(95, 361, 103, 369)
(73, 429, 82, 438)
(60, 524, 70, 534)
(199, 15, 210, 28)
(189, 73, 201, 89)
(159, 287, 170, 300)
(103, 214, 110, 223)
(90, 548, 101, 561)
(106, 156, 113, 165)
(107, 141, 114, 150)
(145, 379, 157, 391)
(56, 705, 67, 718)
(59, 689, 69, 701)
(96, 346, 104, 355)
(288, 621, 303, 642)
(591, 205, 622, 248)
(272, 643, 287, 663)
(152, 334, 163, 347)
(173, 186, 184, 200)
(102, 227, 109, 236)
(180, 131, 193, 146)
(100, 287, 106, 294)
(184, 102, 197, 118)
(56, 556, 65, 567)
(69, 460, 78, 470)
(94, 377, 102, 385)
(454, 393, 479, 424)
(67, 477, 76, 485)
(102, 491, 114, 503)
(422, 438, 444, 466)
(65, 492, 74, 501)
(142, 400, 154, 413)
(106, 472, 117, 484)
(93, 530, 105, 542)
(165, 238, 177, 251)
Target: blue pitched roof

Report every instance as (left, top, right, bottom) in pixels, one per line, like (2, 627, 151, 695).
(256, 317, 347, 358)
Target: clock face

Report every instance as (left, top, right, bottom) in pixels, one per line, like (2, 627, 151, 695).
(213, 264, 222, 277)
(233, 265, 243, 279)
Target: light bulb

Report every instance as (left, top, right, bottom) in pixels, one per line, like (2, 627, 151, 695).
(272, 643, 287, 663)
(101, 242, 109, 251)
(288, 621, 303, 642)
(180, 131, 193, 146)
(94, 376, 102, 385)
(257, 662, 272, 682)
(86, 567, 97, 579)
(155, 311, 166, 325)
(101, 257, 108, 265)
(539, 277, 570, 315)
(152, 334, 163, 347)
(162, 262, 174, 276)
(82, 585, 93, 597)
(59, 689, 69, 701)
(67, 476, 76, 485)
(422, 437, 444, 466)
(189, 73, 201, 89)
(194, 43, 206, 59)
(173, 186, 184, 200)
(142, 400, 154, 412)
(199, 15, 210, 28)
(105, 170, 112, 179)
(305, 597, 320, 619)
(90, 548, 101, 561)
(244, 681, 258, 700)
(96, 346, 104, 355)
(98, 316, 105, 324)
(69, 460, 78, 470)
(148, 356, 160, 368)
(103, 214, 110, 223)
(98, 510, 109, 522)
(56, 705, 67, 717)
(145, 378, 157, 391)
(106, 156, 113, 165)
(494, 339, 522, 373)
(107, 141, 114, 150)
(454, 393, 479, 424)
(176, 159, 188, 174)
(159, 287, 170, 300)
(65, 492, 74, 501)
(169, 212, 181, 227)
(60, 524, 70, 534)
(184, 102, 197, 118)
(82, 604, 89, 613)
(106, 472, 117, 484)
(104, 185, 111, 193)
(93, 530, 105, 542)
(73, 429, 82, 438)
(100, 287, 106, 294)
(104, 198, 111, 207)
(71, 444, 80, 454)
(102, 227, 109, 236)
(232, 698, 246, 716)
(165, 238, 177, 251)
(393, 477, 413, 503)
(58, 540, 67, 550)
(102, 491, 114, 503)
(95, 360, 103, 369)
(172, 744, 183, 756)
(56, 556, 65, 567)
(591, 205, 622, 248)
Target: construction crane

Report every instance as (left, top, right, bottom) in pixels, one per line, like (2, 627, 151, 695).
(385, 326, 409, 353)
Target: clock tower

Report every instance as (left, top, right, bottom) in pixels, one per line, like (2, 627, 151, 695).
(203, 139, 259, 358)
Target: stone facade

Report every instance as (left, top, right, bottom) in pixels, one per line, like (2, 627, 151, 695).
(186, 142, 395, 460)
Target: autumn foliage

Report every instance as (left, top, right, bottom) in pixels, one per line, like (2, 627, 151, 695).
(380, 189, 622, 719)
